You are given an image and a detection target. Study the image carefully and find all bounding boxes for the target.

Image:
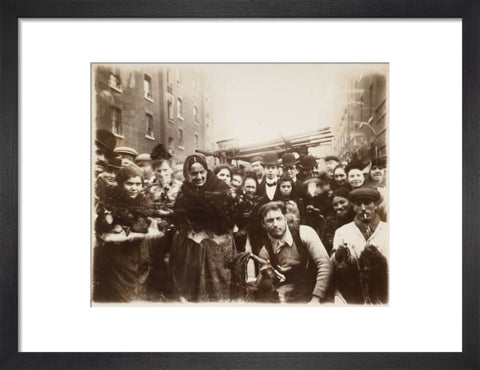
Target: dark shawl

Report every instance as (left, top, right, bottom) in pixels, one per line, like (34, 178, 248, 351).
(172, 171, 237, 235)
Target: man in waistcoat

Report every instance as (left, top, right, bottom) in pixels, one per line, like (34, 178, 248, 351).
(255, 201, 332, 303)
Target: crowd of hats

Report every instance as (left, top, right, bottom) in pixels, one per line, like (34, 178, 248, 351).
(97, 128, 384, 205)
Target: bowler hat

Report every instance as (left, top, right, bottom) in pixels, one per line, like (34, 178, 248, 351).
(281, 153, 297, 167)
(349, 188, 381, 203)
(263, 151, 279, 166)
(95, 129, 116, 156)
(300, 155, 317, 170)
(324, 155, 340, 163)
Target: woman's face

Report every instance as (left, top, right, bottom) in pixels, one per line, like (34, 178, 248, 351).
(370, 166, 385, 183)
(216, 168, 231, 184)
(334, 168, 347, 186)
(189, 162, 207, 188)
(153, 161, 173, 185)
(348, 169, 364, 189)
(332, 196, 351, 217)
(123, 176, 143, 198)
(243, 178, 257, 198)
(279, 181, 292, 197)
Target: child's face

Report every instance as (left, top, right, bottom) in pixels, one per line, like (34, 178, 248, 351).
(279, 181, 292, 196)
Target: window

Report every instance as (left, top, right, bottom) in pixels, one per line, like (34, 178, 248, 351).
(168, 137, 174, 154)
(194, 134, 199, 149)
(177, 97, 183, 119)
(193, 106, 199, 123)
(109, 72, 122, 92)
(167, 94, 174, 122)
(192, 78, 198, 95)
(144, 74, 153, 100)
(146, 113, 154, 138)
(112, 107, 122, 136)
(167, 69, 173, 85)
(178, 129, 184, 148)
(176, 68, 182, 85)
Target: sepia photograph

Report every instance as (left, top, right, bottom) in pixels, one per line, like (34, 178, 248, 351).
(92, 63, 389, 306)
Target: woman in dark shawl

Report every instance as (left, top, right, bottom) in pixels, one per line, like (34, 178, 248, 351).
(170, 154, 237, 302)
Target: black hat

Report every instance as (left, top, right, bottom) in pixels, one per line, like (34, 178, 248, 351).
(281, 153, 297, 167)
(324, 155, 340, 163)
(332, 186, 350, 200)
(106, 157, 122, 171)
(95, 129, 116, 156)
(349, 188, 381, 203)
(151, 144, 172, 160)
(300, 155, 317, 170)
(263, 151, 279, 166)
(371, 157, 387, 168)
(345, 160, 366, 174)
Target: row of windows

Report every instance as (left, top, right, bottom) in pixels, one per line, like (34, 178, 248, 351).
(166, 94, 199, 123)
(109, 72, 200, 124)
(111, 107, 199, 149)
(109, 71, 198, 99)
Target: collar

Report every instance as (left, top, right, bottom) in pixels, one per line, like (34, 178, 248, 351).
(266, 177, 278, 186)
(267, 227, 293, 253)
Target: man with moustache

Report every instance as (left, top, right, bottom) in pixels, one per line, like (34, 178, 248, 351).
(330, 187, 388, 304)
(255, 201, 332, 303)
(331, 187, 388, 263)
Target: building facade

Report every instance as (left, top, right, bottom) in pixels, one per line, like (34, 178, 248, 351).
(94, 64, 214, 163)
(332, 73, 387, 163)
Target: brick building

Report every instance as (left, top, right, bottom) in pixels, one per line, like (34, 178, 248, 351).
(94, 64, 215, 163)
(332, 73, 387, 163)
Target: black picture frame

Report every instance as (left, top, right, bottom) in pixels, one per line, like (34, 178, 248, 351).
(1, 1, 479, 369)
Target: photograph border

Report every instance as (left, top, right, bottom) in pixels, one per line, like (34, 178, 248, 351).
(1, 1, 479, 368)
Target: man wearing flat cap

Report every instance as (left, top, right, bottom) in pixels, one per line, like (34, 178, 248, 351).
(330, 187, 388, 303)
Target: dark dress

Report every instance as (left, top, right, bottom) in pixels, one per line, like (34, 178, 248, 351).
(93, 188, 155, 303)
(169, 172, 237, 302)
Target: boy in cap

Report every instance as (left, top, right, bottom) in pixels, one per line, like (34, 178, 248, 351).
(114, 146, 138, 166)
(249, 156, 265, 189)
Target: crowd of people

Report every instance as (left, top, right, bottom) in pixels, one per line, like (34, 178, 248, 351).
(93, 129, 389, 305)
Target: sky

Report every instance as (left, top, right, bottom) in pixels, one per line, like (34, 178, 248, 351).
(201, 64, 388, 146)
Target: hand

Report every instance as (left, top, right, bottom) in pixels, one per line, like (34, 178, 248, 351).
(307, 296, 321, 305)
